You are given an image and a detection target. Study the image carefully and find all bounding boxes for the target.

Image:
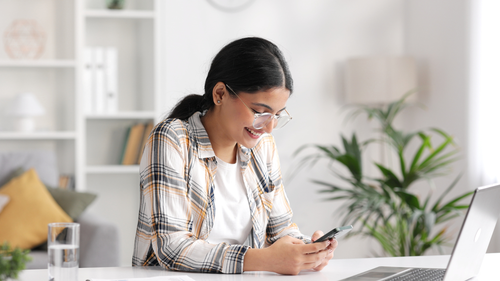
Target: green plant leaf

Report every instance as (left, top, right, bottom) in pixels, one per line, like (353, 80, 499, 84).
(0, 242, 32, 280)
(395, 190, 421, 209)
(375, 163, 402, 188)
(409, 133, 431, 173)
(432, 174, 465, 212)
(418, 133, 456, 169)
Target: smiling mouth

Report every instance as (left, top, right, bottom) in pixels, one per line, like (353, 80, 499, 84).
(246, 127, 263, 137)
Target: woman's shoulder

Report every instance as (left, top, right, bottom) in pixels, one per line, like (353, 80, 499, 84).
(152, 118, 191, 140)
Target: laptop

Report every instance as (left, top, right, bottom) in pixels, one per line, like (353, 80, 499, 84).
(340, 183, 500, 281)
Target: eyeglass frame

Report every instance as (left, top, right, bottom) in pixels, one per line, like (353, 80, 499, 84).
(225, 84, 292, 130)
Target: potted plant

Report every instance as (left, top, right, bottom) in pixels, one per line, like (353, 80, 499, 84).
(293, 94, 473, 256)
(106, 0, 125, 10)
(0, 242, 31, 281)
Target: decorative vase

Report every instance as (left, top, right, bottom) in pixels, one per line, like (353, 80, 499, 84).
(3, 19, 46, 59)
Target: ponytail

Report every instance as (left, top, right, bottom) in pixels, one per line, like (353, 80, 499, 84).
(167, 94, 213, 120)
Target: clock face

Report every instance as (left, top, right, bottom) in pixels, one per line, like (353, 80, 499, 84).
(206, 0, 255, 12)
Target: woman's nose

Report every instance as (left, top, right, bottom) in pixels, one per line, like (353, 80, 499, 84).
(263, 118, 275, 134)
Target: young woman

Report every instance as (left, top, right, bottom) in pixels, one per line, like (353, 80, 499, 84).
(133, 37, 337, 275)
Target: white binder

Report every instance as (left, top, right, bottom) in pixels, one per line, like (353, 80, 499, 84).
(104, 47, 118, 113)
(83, 47, 95, 114)
(94, 47, 105, 113)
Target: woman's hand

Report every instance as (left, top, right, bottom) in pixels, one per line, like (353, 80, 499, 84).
(244, 235, 332, 275)
(310, 230, 338, 271)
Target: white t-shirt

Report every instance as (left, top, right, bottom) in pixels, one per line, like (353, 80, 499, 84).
(206, 155, 252, 245)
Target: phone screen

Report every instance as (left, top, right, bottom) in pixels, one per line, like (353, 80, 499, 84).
(313, 225, 353, 243)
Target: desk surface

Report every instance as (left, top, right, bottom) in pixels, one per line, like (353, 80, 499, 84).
(19, 253, 500, 281)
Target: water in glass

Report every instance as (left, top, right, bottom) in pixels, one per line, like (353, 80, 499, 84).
(48, 244, 79, 281)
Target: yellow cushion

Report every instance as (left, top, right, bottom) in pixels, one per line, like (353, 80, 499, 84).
(0, 168, 72, 249)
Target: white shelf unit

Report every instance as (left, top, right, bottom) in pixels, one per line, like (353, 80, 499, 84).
(0, 60, 76, 68)
(80, 0, 161, 189)
(0, 0, 162, 188)
(1, 1, 163, 265)
(85, 10, 155, 19)
(86, 111, 156, 119)
(86, 165, 140, 174)
(0, 0, 78, 179)
(80, 1, 161, 266)
(0, 131, 77, 140)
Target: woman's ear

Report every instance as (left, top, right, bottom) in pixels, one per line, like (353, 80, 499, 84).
(212, 82, 226, 105)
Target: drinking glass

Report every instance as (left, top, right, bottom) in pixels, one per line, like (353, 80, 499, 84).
(48, 223, 79, 281)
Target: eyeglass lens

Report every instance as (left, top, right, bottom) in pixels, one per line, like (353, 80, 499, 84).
(253, 112, 290, 130)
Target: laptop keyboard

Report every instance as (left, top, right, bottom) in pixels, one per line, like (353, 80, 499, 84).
(385, 268, 446, 281)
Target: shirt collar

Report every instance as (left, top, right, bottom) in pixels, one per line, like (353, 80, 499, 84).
(188, 111, 251, 164)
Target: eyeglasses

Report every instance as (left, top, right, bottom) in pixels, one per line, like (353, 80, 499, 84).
(225, 84, 292, 130)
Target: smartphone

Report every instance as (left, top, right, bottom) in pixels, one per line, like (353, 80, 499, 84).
(313, 225, 353, 243)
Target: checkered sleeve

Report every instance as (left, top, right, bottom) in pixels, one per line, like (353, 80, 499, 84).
(262, 136, 311, 245)
(133, 120, 249, 273)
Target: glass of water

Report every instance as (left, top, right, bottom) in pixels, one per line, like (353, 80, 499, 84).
(48, 222, 79, 281)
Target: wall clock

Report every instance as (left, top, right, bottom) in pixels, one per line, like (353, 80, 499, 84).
(206, 0, 255, 12)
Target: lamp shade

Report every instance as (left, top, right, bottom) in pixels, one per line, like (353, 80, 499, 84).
(6, 92, 45, 116)
(345, 56, 417, 104)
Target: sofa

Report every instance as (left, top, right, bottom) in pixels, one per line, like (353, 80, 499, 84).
(0, 151, 120, 269)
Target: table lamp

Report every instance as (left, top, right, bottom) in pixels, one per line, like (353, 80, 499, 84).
(345, 56, 417, 104)
(6, 92, 45, 132)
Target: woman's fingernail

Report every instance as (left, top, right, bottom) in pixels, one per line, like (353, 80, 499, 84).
(328, 249, 333, 254)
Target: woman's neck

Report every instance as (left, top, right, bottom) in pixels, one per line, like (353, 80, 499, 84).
(200, 110, 238, 164)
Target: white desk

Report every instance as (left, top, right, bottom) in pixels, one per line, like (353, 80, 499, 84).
(18, 253, 500, 281)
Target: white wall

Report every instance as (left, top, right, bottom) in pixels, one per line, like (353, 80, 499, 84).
(468, 0, 500, 253)
(160, 0, 406, 259)
(404, 0, 470, 194)
(404, 0, 494, 255)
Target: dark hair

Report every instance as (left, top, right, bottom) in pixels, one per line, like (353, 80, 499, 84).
(168, 37, 293, 120)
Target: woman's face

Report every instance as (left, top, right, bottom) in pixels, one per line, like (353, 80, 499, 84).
(219, 86, 290, 149)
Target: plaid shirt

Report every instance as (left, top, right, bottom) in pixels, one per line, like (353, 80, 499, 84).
(132, 112, 308, 274)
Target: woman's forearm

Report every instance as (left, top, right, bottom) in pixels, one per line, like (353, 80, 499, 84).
(243, 248, 270, 272)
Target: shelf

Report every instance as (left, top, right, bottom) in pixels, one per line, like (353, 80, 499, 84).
(0, 131, 77, 140)
(86, 111, 156, 120)
(86, 165, 140, 174)
(0, 60, 76, 68)
(85, 10, 154, 19)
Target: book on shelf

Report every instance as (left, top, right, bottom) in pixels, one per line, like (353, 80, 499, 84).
(136, 122, 154, 164)
(58, 174, 74, 190)
(120, 122, 155, 166)
(120, 126, 131, 164)
(121, 123, 146, 165)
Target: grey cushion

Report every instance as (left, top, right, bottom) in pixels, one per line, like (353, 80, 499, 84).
(47, 188, 97, 220)
(25, 251, 48, 270)
(78, 212, 120, 267)
(0, 151, 58, 187)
